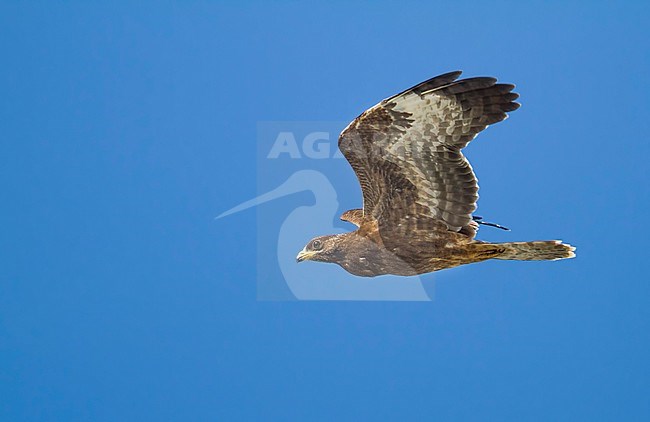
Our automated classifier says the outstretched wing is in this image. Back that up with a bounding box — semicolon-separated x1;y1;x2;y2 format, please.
338;71;519;236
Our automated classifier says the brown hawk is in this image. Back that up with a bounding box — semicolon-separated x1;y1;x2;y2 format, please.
296;71;575;277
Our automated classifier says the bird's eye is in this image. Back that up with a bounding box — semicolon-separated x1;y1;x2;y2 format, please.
311;239;323;250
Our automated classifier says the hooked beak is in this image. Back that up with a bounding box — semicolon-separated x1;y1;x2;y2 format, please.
296;248;316;263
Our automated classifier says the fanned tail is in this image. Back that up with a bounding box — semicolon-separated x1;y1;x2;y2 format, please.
492;240;576;261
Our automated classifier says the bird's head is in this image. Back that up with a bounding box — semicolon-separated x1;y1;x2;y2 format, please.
296;235;341;263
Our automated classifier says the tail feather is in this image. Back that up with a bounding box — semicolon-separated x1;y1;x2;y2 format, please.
493;240;576;261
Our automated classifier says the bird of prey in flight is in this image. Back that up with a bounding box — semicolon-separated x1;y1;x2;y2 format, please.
296;71;575;277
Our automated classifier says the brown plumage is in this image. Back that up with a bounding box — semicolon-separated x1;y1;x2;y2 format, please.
296;71;575;277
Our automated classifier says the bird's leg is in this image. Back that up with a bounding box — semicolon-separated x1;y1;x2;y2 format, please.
472;215;510;231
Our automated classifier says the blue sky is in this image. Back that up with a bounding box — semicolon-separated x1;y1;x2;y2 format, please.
1;1;649;420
